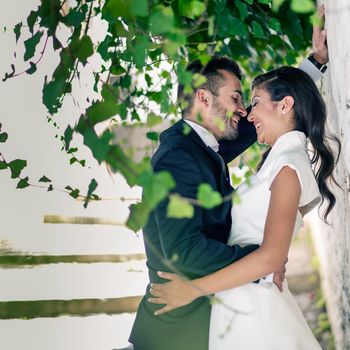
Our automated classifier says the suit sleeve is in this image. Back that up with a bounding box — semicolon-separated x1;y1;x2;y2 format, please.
298;58;324;82
218;116;257;164
153;147;258;278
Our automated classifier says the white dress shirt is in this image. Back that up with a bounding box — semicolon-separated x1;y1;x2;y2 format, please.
184;119;219;152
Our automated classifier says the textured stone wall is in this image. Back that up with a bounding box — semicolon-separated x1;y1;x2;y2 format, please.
309;1;350;349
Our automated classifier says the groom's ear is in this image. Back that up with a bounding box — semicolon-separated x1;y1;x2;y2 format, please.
197;88;212;108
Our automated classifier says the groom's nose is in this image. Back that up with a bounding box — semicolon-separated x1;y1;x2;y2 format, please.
236;104;248;118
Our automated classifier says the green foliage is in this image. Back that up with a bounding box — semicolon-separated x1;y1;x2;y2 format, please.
178;0;206;19
0;133;8;143
127;170;176;231
197;184;222;209
17;177;30;189
24;30;43;61
39;175;51;183
291;0;315;13
8;160;27;179
167;194;194;219
4;0;316;230
84;178;99;208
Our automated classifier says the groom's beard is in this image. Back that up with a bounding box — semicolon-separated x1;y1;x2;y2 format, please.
212;98;239;141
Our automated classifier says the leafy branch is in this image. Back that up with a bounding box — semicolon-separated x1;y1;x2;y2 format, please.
3;0;317;231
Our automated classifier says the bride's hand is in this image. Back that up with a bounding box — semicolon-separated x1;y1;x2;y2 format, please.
273;257;288;292
148;271;202;315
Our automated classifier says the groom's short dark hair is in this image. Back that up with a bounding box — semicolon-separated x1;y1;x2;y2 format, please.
177;56;242;118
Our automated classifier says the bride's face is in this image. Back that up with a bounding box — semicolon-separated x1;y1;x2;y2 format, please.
248;87;294;145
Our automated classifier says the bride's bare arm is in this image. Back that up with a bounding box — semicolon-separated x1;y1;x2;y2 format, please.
149;166;301;315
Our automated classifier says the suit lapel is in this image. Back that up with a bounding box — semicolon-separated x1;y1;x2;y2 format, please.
161;119;231;190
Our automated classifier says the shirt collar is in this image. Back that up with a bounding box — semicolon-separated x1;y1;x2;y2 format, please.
184;119;219;152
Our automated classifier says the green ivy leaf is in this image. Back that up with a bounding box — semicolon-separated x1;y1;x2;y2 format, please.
70;35;94;65
235;0;248;21
0;132;8;142
127;201;150;232
64;9;86;27
251;21;265;38
69;188;80;199
64;125;73;150
106;144;148;186
272;0;285;12
291;0;315;13
27;11;38;34
67;147;78;154
159;85;169;113
258;0;271;4
0;161;7;170
197;183;222;209
150;5;175;35
215;0;228;13
24;31;43;61
39;175;51;183
14;22;22;43
86;101;119;125
84;128;113;164
138;170;176;208
17;176;30;189
167;194;194;218
182;123;192;135
104;0;132;19
197;43;207;51
228;17;248;38
8;159;27;178
146;131;159;141
146;113;163;127
231;173;243;187
286;53;296;65
178;0;206;19
26;62;37;75
2;64;16;82
42;78;66;114
133;36;148;68
269;18;281;32
243;0;253;4
193;74;207;88
130;0;149;17
84;178;98;208
126;169;176;232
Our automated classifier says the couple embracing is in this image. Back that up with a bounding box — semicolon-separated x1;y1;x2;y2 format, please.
129;9;339;350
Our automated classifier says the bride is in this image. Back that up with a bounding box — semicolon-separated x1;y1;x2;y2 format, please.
148;66;340;349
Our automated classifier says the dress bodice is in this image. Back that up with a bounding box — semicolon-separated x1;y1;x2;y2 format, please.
229;131;321;246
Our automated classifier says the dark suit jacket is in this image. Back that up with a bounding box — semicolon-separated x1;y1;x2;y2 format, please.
129;118;258;350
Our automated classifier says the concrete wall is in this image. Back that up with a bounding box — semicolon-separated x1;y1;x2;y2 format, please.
310;1;350;349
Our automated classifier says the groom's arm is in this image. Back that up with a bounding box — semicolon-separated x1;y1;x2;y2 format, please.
152;148;258;279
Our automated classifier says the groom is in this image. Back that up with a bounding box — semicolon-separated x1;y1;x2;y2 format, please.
129;57;262;350
129;27;329;350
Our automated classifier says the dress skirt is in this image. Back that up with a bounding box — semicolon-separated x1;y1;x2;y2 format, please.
209;280;322;350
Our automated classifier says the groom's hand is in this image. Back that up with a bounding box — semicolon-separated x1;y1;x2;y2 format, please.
313;4;328;64
273;257;288;292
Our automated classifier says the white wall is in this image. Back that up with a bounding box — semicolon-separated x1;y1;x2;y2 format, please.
310;1;350;349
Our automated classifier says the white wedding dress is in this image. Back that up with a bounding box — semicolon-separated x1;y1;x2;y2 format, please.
209;131;323;350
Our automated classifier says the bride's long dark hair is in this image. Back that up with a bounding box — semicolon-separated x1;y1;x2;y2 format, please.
252;66;340;222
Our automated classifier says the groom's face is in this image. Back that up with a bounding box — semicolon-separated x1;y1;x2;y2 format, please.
209;70;247;140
